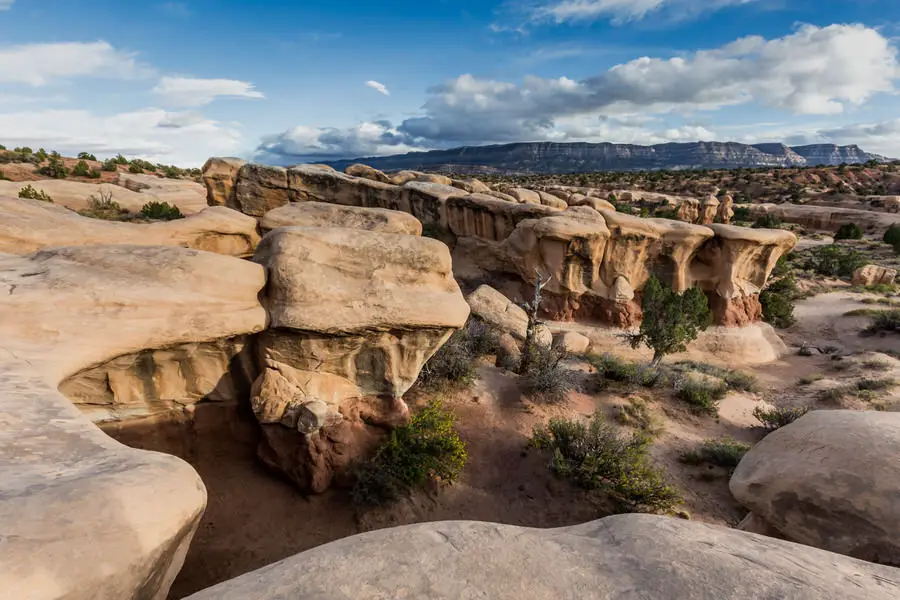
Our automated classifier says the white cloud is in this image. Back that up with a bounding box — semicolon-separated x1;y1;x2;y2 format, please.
153;76;265;107
365;80;390;96
0;108;243;167
258;24;900;161
0;41;152;86
257;121;423;163
0;0;14;10
531;0;759;25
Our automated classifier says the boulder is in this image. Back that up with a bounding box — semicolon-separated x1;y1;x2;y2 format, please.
495;332;522;371
482;189;518;203
553;331;591;354
717;194;734;224
467;285;528;341
0;245;267;600
345;163;392;183
202;157;247;207
184;514;900;600
852;264;898;287
260;201;422;236
677;198;700;223
508;188;542;205
250;226;469;491
0;196;261;257
537;190;568;209
700;195;720;225
231;163;291;217
731;410;900;565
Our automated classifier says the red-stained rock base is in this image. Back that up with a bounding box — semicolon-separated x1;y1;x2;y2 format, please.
256;396;408;494
540;292;642;328
708;294;763;327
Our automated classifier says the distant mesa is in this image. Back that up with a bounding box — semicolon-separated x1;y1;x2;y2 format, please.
320;141;891;175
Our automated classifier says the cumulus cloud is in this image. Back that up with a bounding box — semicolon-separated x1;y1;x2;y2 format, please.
0;41;152;86
153;76;265;106
259;24;899;161
365;80;390;96
0;108;243;166
256;121;425;164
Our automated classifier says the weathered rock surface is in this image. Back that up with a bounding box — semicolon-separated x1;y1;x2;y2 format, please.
554;331;591;354
852;264;898;287
205;158;797;329
0;196;261;257
0;245;268;600
250;226;469;491
749;203;900;234
0;177;207;215
185;514;900;600
201;157;246;207
345;163;392;183
260;201;422;236
731;410;900;565
467;285;528;340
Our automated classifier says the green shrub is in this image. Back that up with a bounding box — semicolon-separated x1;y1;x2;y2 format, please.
77;152;97;161
18;184;52;202
652;207;680;220
753;405;810;430
465;318;499;357
418;326;481;390
37;152;68;179
14;146;32;154
591;354;667;388
78;191;131;221
883;224;900;246
856;377;896;391
128;162;144;174
801;245;866;278
680;438;749;469
760;256;797;328
818;386;850;402
834;222;863;240
752;213;782;229
531;412;680;513
352;402;467;506
0;144;5;150
625;276;712;367
101;159;119;172
139;200;183;220
160;165;182;178
798;373;823;385
113;153;130;165
71;160;92;177
864;309;900;334
674;375;727;415
732;206;752;222
615;398;663;437
672;361;757;392
34;148;47;161
130;158;156;173
520;344;575;403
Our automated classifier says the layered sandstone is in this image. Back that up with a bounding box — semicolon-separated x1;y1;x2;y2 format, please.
203;159;797;327
260;201;422;235
0;245;267;600
0;196;261;257
250;226;469;491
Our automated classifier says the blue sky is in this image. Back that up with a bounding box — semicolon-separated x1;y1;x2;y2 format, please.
0;0;898;166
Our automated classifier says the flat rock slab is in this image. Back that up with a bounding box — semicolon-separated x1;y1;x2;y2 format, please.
186;514;900;599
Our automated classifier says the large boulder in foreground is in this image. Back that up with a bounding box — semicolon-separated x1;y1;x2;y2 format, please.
0;245;268;600
731;410;900;565
0;196;261;257
260;201;422;236
185;514;900;600
250;226;469;491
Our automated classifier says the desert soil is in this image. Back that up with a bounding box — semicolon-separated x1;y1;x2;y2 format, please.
96;288;895;599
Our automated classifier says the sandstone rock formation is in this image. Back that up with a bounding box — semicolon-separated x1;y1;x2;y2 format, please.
749;203;900;234
203;159;797;329
467;284;529;340
731;410;900;565
852;264;898;287
0;177;207;215
260;201;422;236
185;514;900;600
201;157;247;207
250;226;469;491
717;194;734;224
1;196;261;257
0;245;268;600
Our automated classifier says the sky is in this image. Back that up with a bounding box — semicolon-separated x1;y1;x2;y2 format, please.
0;0;899;167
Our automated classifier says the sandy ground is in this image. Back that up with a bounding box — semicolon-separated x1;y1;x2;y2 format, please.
96;278;900;598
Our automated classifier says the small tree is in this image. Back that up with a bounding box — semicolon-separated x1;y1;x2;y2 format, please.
517;270;551;374
752;213;781;229
884;224;900;247
77;152;97;161
760;256;797;328
627;276;712;367
834;222;863;241
38;152;68;178
140;200;183;220
71;160;92;177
